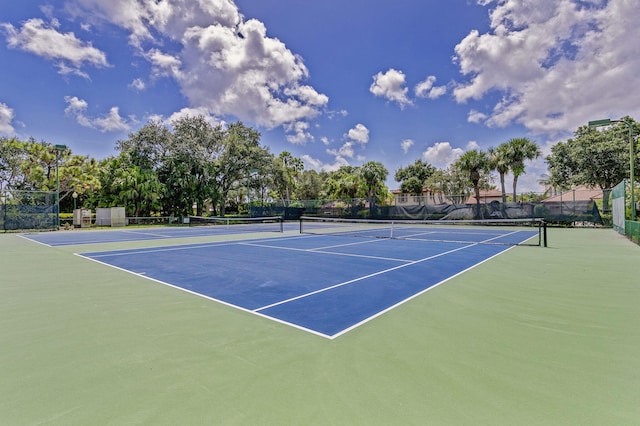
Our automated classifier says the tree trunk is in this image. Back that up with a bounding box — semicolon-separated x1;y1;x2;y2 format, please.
500;173;506;204
512;176;519;202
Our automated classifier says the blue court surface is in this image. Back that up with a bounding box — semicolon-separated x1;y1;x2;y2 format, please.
78;229;538;339
21;222;296;246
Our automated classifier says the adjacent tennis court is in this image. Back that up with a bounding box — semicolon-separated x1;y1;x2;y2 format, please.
79;225;538;338
21;216;289;246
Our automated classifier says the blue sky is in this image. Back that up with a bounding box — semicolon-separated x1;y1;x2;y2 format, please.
1;0;639;192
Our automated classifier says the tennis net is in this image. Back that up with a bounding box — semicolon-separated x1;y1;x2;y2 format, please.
299;216;547;247
189;215;284;233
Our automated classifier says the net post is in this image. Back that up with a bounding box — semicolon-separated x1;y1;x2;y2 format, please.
279;216;284;233
542;219;547;247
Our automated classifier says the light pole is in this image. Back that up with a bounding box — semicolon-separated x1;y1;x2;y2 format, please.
54;144;67;229
588;119;636;221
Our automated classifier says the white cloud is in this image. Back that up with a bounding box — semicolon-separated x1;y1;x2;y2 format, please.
467;109;488;124
284;121;313;144
322;123;371;166
93;107;133;132
64;96;133;132
301;153;349;173
466;140;480;151
129;78;146;91
370;68;412;109
2;18;108;77
422;142;464;168
65;0;328;143
327;142;355;160
344;123;369;144
453;0;640;134
165;107;223;127
0;102;15;135
414;76;447;99
401;139;414;154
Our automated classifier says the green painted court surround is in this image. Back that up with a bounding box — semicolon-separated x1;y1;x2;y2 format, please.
1;228;639;424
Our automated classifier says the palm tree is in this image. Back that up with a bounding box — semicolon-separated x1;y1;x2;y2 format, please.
455;149;490;219
359;161;388;201
116;166;162;217
488;145;510;204
504;138;541;201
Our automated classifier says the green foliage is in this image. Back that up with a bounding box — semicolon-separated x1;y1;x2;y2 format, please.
359;161;388;201
271;151;303;203
488;145;510;203
296;170;325;200
546;117;639;211
0;137;100;212
399;176;424;196
547;118;638;191
320;163;390;204
454;150;491;218
502;137;541;201
394;159;436;195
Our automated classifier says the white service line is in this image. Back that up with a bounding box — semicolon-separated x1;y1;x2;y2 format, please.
239;241;414;263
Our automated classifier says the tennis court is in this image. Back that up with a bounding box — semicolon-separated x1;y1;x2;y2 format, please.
79;223;538;338
2;225;639;424
21;216;291;246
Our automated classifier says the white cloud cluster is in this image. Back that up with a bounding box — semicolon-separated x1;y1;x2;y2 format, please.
327;123;369;161
0;102;15;135
414;76;447;100
422;142;464;169
345;123;370;145
64;96;132;132
1;18;108;78
454;0;640;133
422;141;479;169
370;69;447;107
370;69;412;109
304;123;370;172
65;0;328;143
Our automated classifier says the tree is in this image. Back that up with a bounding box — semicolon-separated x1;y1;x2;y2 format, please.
394;159;436;195
322;166;362;200
116;120;171;170
58;154;101;210
0;137;27;190
168;115;223;216
115;165;162;217
359;161;388;201
545;142;577;192
488;144;510;203
272;151;304;204
297;170;325;200
0;139;100;210
454;150;491;219
400;176;425;198
504;137;541;201
91;156;161;217
215;122;271;216
546;118;640;210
